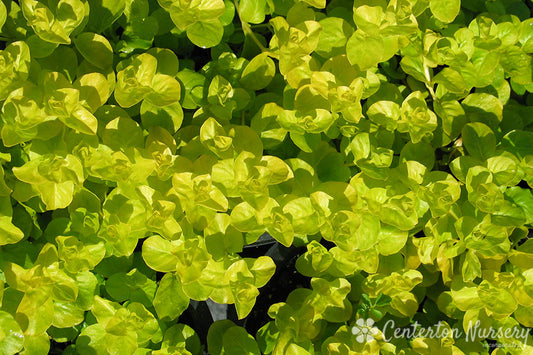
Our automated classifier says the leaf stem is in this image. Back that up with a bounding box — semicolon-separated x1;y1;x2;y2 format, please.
233;0;270;54
423;62;437;101
234;23;271;31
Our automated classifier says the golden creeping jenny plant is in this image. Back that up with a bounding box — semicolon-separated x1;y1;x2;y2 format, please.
0;0;533;354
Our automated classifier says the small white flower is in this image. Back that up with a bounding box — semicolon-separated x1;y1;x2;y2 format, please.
351;318;379;343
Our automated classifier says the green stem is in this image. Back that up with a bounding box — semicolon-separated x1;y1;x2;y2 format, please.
423;62;437;101
243;21;269;52
233;0;271;54
234;23;271;31
250;23;271;29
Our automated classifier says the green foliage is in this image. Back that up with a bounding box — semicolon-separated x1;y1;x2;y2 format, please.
0;0;533;354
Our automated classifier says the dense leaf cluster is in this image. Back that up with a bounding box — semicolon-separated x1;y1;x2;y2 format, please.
0;0;532;354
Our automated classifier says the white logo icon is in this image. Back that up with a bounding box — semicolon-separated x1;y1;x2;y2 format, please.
351;318;379;343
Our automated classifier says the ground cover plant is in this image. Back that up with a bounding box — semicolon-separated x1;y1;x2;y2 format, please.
0;0;533;353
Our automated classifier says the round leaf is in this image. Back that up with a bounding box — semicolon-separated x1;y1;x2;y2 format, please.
74;33;114;70
222;325;261;355
461;122;496;161
240;53;276;91
430;0;461;23
0;311;24;355
346;31;384;70
186;20;224;48
142;235;179;272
